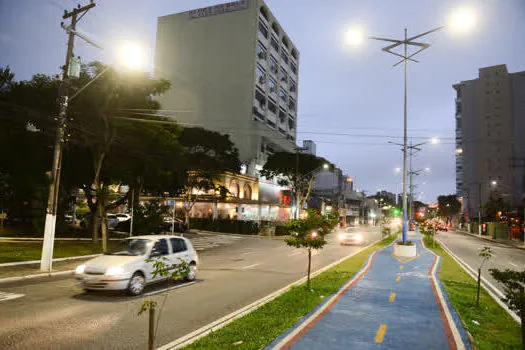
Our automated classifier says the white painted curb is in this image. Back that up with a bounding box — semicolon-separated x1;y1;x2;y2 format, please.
157;237;383;350
0;254;101;268
436;237;520;323
0;270;74;284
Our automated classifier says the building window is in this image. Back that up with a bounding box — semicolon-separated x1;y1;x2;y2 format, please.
288;98;296;112
281;50;289;64
288;118;295;130
289;79;297;93
267;119;276;128
280;68;287;84
243;184;252;200
268;98;277;114
270;36;279;52
259;21;268;38
255;88;266;109
290;61;297;75
230;181;240;198
279;89;287;103
270;56;278;75
260;6;269;21
256;65;266;85
268;77;277;93
257;42;267;60
271;22;280;35
279;108;286;123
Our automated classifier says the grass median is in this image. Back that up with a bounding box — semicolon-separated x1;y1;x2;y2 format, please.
183;234;397;350
424;235;521;349
0;241;104;263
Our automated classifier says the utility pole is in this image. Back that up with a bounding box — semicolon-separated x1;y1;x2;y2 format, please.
40;2;96;272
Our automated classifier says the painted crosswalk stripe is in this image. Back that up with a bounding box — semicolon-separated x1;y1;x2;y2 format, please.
0;291;24;302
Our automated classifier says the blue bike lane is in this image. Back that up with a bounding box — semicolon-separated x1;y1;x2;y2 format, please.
268;233;471;350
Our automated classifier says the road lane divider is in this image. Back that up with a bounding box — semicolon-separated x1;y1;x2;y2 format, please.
374;324;387;343
388;292;396;302
157;235;383;350
242;263;260;270
0;291;24;302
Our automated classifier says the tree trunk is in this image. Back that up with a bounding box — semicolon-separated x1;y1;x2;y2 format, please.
91;210;99;244
185;209;190;231
307;247;312;289
476;267;482;306
99;200;108;252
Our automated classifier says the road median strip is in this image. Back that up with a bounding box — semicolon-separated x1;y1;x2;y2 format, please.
157;234;395;350
424;234;521;349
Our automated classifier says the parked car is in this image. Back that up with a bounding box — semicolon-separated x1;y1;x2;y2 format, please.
80;214;119;230
339;228;364;245
75;235;198;295
115;213;131;222
163;217;188;233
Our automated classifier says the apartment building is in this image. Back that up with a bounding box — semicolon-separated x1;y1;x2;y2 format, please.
454;64;525;218
154;0;299;177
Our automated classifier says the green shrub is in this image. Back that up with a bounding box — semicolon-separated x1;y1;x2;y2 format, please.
274;224;291;236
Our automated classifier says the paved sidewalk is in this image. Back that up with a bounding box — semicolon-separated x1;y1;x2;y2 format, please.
268;233;470;350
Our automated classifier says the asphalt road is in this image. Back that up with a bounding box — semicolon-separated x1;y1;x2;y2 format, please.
0;226;380;350
437;230;525;292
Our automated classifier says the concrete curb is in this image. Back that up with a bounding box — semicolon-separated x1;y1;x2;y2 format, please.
190;230;289;240
454;230;525;250
421;237;469;350
0;270;74;284
435;237;521;323
0;254;101;268
157;236;384;350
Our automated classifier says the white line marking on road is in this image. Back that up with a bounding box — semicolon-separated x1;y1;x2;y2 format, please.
509;262;518;267
242;263;260;270
0;291;25;302
288;251;302;257
142;281;197;297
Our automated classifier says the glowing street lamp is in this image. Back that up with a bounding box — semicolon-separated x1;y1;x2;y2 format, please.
430;137;440;145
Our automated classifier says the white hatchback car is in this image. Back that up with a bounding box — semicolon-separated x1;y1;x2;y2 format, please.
75;235;199;295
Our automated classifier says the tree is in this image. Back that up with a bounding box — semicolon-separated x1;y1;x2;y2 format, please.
261;152;329;218
138;256;190;350
175;127;240;229
484;197;507;221
284;209;339;289
437;195;461;226
489;268;525;349
62;62;173;249
476;247;493;306
0;66;14;93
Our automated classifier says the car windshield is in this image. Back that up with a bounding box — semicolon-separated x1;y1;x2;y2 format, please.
105;239;153;256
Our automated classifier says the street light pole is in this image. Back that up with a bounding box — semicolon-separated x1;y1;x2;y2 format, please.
478;182;482;235
40;2;96;272
369;26;444;243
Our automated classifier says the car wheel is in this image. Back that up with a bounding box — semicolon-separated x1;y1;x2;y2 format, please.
128;272;146;296
185;263;197;281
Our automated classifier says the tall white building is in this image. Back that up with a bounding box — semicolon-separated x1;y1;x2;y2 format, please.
155;0;300;177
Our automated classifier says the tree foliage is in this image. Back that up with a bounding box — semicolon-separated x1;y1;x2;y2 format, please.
437;195;461;225
489;268;525;348
261;152;330;215
284;209;339;288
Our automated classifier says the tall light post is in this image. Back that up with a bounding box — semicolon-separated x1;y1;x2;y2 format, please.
345;7;475;242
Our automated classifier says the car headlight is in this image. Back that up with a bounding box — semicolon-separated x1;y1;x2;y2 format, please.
339;233;345;240
75;264;85;274
356;234;363;241
105;266;125;276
